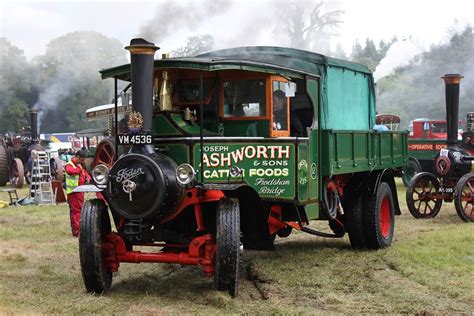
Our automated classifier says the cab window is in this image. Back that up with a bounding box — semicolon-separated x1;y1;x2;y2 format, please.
271;81;290;136
223;80;266;118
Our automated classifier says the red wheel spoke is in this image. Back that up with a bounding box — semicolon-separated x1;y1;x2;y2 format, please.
468;181;474;192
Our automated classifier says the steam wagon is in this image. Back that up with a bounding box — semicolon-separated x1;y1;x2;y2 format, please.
76;38;408;296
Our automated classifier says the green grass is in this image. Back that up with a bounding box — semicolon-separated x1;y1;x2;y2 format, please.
0;182;473;314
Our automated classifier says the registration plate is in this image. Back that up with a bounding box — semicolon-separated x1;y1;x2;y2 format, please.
118;134;153;145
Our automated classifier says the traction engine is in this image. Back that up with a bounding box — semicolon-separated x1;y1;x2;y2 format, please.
406;74;474;222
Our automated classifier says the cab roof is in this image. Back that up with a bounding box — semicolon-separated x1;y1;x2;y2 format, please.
99;46;371;81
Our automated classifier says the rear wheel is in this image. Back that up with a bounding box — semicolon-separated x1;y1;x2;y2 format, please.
79;199;112;293
406;172;442;218
9;158;24;188
0;143;8;186
346;193;368;249
364;182;395;249
454;173;474;222
214;198;240;297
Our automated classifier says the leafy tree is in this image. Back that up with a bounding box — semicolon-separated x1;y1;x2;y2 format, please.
276;0;344;54
332;43;347;59
376;26;474;128
0;37;36;133
351;37;397;71
171;34;214;57
33;31;127;133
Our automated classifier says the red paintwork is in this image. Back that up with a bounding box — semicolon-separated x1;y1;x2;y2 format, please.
268;205;303;235
410;120;448;139
379;196;391;238
102;232;216;276
160;188;225;225
410;119;464;140
268;205;286;235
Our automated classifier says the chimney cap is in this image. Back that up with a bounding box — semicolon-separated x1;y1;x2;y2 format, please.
125;38;159;54
442;74;463;84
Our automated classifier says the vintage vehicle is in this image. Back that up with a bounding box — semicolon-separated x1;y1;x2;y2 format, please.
0;110;45;188
76;39;408;296
406;74;474;222
402;117;469;186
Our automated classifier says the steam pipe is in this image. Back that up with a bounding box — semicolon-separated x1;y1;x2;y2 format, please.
442;74;463;148
29;110;38;143
125;38;159;154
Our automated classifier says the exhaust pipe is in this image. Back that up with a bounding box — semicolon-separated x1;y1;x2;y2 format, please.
125;38;159;154
442;74;463;148
29;110;38;143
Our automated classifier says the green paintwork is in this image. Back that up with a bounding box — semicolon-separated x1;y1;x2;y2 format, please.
156;144;189;166
153;114;219;136
306;78;319;204
222;121;270;137
192;142;295;200
297;142;309;202
320;130;408;177
408;139;447;161
101;46;408;222
153;115;180;135
304;203;318;219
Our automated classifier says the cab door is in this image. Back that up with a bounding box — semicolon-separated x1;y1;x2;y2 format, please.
306;76;320;206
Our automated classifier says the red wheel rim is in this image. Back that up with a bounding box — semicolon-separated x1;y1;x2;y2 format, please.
380;196;391;238
93;139;116;168
411;177;439;217
460;178;474;221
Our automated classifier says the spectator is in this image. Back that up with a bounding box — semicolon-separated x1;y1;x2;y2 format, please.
65;150;91;237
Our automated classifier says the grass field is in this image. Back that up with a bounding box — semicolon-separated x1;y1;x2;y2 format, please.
0;182;473;314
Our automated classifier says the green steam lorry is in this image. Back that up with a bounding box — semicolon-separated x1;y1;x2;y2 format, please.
77;38;408;296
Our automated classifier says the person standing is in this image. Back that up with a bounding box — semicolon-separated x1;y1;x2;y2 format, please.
65;150;90;237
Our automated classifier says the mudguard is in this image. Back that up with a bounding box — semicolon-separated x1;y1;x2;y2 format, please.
72;184;105;193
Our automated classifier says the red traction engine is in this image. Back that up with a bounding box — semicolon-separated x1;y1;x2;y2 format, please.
406;74;474;222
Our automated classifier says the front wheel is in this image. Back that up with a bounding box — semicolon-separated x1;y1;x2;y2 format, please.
454;173;474;222
406;172;442;218
364;182;395;249
79;199;112;293
214;198;240;297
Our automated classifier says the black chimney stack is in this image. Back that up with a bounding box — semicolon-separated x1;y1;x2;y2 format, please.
442;74;463;148
30;109;38;143
125;38;159;133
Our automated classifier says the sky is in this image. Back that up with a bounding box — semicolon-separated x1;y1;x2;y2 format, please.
1;0;473;63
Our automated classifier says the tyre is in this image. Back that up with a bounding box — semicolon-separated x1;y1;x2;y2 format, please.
406;172;442;218
402;158;422;187
79;199;112;293
454;173;474;222
9;158;24;188
346;193;368;249
214;197;240;297
276;225;293;238
0;143;8;186
364;182;395;249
